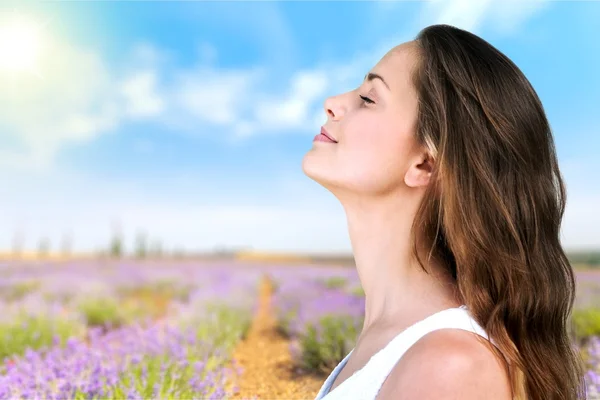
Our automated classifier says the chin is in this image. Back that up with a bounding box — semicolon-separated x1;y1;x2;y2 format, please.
302;151;323;181
302;150;389;198
302;151;338;188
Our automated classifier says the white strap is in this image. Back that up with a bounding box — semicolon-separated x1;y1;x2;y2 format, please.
364;307;494;398
316;307;496;400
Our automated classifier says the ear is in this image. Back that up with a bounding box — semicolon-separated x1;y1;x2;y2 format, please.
404;151;433;188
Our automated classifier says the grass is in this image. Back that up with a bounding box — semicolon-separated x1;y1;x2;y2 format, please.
1;300;253;399
571;307;600;344
349;286;365;297
78;297;130;329
319;277;348;290
0;314;85;362
193;301;253;353
0;281;41;302
117;280;195;303
290;286;600;377
64;353;229;400
297;314;361;375
78;293;174;329
276;307;298;339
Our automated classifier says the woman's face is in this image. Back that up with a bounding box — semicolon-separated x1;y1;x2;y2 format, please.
302;42;427;197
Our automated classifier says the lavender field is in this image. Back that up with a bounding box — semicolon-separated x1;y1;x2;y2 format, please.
268;265;600;398
0;260;265;399
0;260;598;399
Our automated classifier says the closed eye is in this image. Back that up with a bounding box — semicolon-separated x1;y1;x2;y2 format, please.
360;95;375;105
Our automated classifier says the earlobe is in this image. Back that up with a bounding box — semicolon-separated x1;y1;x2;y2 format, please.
404;154;433;188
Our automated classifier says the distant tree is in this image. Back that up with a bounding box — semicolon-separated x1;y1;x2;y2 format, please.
60;233;72;257
150;239;163;258
37;237;50;257
109;219;125;259
173;248;185;259
109;234;123;258
134;230;148;259
589;253;600;266
567;250;600;268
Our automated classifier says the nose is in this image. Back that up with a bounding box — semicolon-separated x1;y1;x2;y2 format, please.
323;95;345;121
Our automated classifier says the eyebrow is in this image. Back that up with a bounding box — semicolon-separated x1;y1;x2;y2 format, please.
364;72;390;91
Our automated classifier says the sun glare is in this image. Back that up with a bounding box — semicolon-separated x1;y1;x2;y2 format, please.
0;11;48;78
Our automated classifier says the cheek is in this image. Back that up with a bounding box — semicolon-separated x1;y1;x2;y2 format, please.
340;120;415;193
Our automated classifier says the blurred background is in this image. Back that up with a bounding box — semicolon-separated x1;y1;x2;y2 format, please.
0;1;598;399
1;0;598;260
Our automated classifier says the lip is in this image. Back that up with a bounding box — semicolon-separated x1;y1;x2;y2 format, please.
320;127;337;143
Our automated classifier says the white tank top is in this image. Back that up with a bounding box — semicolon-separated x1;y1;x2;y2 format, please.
314;305;498;400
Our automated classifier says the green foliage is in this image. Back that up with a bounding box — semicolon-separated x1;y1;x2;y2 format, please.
66;347;231;399
270;277;280;293
78;293;174;328
135;231;148;259
1;297;250;399
349;285;365;298
298;314;360;374
276;307;298;338
117;280;195;303
42;291;74;304
568;251;600;267
109;235;123;258
0;315;84;361
78;298;128;328
0;281;40;302
192;302;253;353
571;307;600;342
321;277;347;290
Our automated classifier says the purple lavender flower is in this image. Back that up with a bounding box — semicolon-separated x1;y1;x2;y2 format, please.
0;260;262;399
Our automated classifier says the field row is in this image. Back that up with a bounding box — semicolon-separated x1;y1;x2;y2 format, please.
0;261;598;399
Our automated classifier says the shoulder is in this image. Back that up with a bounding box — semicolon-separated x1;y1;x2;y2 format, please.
376;329;511;400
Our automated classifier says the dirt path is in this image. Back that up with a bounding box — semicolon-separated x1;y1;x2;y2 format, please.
228;275;325;399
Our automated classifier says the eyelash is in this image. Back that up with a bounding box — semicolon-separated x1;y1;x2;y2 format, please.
359;95;375;105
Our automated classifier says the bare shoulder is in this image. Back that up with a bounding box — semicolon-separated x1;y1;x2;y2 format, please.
376;329;511;400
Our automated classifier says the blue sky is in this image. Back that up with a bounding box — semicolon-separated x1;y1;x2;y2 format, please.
0;0;598;254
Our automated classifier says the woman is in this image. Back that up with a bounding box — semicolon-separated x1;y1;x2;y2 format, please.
303;24;587;400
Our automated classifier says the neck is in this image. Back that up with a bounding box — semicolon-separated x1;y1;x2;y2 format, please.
341;192;461;332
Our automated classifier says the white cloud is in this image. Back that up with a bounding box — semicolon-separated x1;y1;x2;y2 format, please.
128;41;170;67
60;102;120;141
120;70;165;119
171;67;262;127
0;34;324;164
419;0;493;32
4;1;592;255
0;0;552;171
416;0;549;34
251;71;329;134
0;3;299;168
0;27;120;170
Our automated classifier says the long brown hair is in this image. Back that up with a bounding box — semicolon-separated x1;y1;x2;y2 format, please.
410;24;587;400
